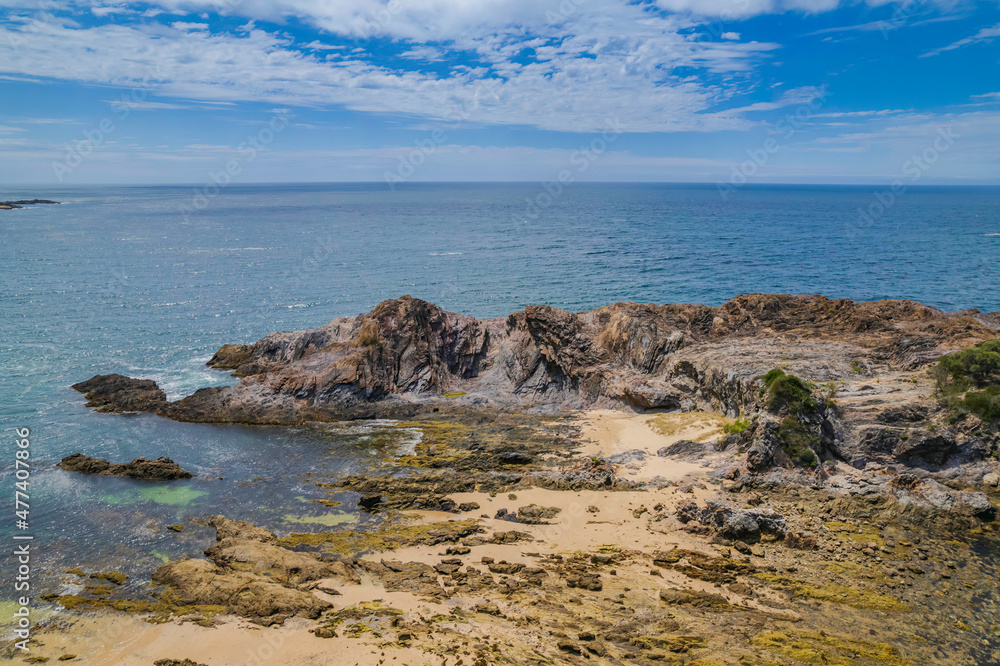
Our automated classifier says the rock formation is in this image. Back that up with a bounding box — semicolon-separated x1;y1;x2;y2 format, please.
58;453;193;481
74;294;1000;473
0;199;60;210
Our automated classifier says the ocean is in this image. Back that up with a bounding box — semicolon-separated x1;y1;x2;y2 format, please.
2;182;999;619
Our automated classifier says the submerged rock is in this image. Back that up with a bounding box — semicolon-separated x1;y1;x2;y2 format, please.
58;453;193;481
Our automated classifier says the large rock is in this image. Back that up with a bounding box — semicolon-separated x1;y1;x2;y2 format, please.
71;374;166;412
891;476;996;520
58;453;193;481
676;498;786;543
75;295;1000;475
152;558;330;624
152;514;359;624
203;516;358;585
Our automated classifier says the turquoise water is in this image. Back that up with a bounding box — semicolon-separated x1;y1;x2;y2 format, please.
1;182;999;598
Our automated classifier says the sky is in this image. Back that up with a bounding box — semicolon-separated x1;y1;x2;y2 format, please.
0;0;999;185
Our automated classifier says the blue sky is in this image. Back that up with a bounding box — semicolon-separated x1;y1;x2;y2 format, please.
1;0;999;185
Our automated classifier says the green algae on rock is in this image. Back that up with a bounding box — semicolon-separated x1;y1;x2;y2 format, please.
278;519;483;555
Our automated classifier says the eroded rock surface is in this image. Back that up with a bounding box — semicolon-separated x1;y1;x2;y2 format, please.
151;515;358;625
76;294;997;421
58;453;193;481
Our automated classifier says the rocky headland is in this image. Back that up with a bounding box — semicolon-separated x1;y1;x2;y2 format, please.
74;293;1000;481
0;198;59;209
18;294;1000;664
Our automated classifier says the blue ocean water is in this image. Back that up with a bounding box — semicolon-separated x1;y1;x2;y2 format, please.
1;182;999;608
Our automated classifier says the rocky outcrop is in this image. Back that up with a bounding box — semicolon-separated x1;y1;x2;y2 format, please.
0;199;59;210
75;294;999;469
58;453;193;480
71;374;167;412
151;515;357;625
675;498;787;543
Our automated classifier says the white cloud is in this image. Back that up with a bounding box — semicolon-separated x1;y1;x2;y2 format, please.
921;21;1000;57
171;21;208;30
303;40;346;50
0;8;782;133
399;45;446;62
103;99;194;110
724;86;825;114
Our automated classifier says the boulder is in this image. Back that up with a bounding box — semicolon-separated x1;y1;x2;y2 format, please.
71;374;166;413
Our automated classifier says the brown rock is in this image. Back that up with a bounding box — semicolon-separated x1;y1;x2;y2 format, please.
58;453;192;481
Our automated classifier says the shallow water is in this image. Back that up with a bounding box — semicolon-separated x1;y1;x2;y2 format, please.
1;182;999;633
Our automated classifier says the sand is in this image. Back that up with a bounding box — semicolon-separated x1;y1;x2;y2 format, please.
14;411;733;666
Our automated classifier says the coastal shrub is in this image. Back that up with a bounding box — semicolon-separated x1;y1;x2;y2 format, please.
936;340;1000;389
960;387;1000;422
762;369;817;416
776;417;819;469
723;418;751;435
934;340;1000;423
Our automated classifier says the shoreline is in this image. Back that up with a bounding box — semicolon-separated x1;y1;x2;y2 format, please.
9;409;1000;664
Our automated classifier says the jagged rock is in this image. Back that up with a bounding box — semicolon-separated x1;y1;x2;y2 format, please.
657;440;705;458
982;472;1000;487
876;405;929;424
891;477;995;520
676;498;786;543
895;433;957;468
206;344;254;370
75;295;997;433
58;453;193;481
71;374;166;413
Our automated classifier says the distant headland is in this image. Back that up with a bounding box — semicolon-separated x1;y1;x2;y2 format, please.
0;199;60;209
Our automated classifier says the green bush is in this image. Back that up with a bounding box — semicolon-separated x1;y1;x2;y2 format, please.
762;369;817;416
723;418;751;435
776;416;819;469
960;387;1000;422
937;340;1000;389
934;340;1000;424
